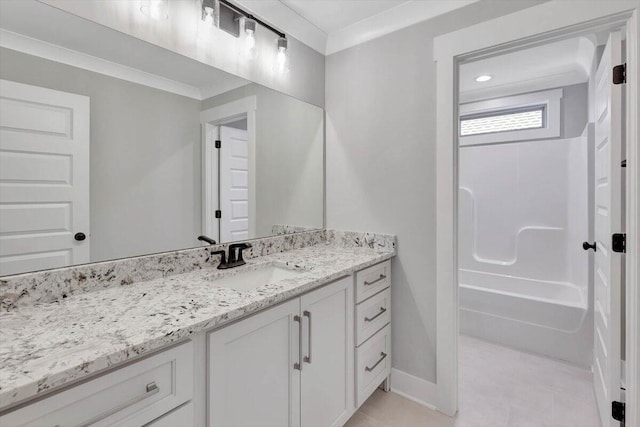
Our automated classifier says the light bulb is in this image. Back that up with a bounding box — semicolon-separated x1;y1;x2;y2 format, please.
276;37;289;74
203;6;215;26
245;30;256;59
277;47;287;71
243;19;257;60
475;75;492;82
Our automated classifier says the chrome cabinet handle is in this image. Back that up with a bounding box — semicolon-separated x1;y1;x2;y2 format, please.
365;352;388;372
294;315;302;370
303;310;312;364
76;382;159;427
364;274;386;286
364;307;387;322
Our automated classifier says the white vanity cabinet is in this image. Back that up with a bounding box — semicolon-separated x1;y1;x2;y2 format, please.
354;260;392;407
208;276;354;427
0;341;194;427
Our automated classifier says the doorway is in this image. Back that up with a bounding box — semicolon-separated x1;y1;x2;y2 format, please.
455;28;624;425
434;3;638;426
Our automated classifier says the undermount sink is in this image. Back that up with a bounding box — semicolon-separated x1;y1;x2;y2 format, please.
209;264;302;292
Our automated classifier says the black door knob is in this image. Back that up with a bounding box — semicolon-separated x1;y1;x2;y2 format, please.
74;232;86;241
582;241;596;251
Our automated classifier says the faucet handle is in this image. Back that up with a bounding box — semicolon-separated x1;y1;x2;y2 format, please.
210;249;226;266
237;243;252;263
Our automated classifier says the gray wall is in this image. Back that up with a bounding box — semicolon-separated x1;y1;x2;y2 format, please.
0;47;202;263
203;84;324;238
561;83;589;138
325;0;545;383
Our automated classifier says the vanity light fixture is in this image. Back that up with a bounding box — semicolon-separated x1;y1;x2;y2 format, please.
140;0;169;20
475;74;492;82
203;0;288;71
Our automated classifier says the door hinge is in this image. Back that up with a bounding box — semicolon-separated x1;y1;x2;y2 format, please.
612;401;625;422
215;210;221;219
612;233;626;253
215;140;221;149
613;63;626;84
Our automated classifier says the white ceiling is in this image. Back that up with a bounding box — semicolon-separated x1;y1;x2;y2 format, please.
459;36;597;103
280;0;410;34
236;0;478;55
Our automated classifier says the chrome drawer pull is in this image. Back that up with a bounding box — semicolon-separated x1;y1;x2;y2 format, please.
294;315;302;370
365;352;388;372
364;307;387;322
76;382;159;427
303;310;312;364
364;274;386;286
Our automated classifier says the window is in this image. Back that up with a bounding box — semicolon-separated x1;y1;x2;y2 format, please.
460;105;545;136
459;89;562;146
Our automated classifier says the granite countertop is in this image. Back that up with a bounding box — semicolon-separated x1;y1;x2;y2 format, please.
0;243;394;410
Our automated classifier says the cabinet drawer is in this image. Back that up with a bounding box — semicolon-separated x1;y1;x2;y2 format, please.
144;402;194;426
355;260;390;303
356;287;390;346
356;324;391;407
1;341;193;427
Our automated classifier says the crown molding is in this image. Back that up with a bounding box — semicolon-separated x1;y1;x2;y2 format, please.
460;69;588;103
325;0;478;55
0;29;204;100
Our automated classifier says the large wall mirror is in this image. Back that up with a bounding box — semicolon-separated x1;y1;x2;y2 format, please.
0;1;324;276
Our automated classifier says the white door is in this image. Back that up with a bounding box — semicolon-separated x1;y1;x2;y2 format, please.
593;31;623;427
300;277;354;427
219;125;249;242
208;298;301;427
0;80;90;276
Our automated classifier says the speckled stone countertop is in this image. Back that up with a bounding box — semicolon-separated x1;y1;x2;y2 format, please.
0;242;394;410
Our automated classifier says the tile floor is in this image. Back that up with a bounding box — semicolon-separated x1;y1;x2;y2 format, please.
344;335;601;427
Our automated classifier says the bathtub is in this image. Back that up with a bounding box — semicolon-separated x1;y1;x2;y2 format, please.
459;269;593;366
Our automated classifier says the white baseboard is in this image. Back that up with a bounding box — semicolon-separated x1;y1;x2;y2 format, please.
389;368;438;410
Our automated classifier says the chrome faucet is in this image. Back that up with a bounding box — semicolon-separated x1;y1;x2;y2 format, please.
211;242;252;269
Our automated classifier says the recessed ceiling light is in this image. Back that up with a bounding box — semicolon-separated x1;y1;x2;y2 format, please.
475;75;492;82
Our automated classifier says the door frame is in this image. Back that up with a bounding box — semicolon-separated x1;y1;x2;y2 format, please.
200;96;257;243
433;1;639;424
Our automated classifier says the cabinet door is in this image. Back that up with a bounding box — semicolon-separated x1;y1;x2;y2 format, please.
208;299;301;427
300;276;354;427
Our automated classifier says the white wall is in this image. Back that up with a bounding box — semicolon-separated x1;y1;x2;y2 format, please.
203;84;324;238
459;137;589;286
325;0;546;384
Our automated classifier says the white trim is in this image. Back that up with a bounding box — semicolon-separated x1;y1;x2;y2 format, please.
200;96;257;242
459;89;562;146
0;29;202;100
434;1;640;422
389;368;438;410
461;70;586;104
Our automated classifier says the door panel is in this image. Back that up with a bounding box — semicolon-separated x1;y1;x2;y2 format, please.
208;299;301;427
300;277;354;427
219;125;249;242
0;79;89;275
592;31;623;427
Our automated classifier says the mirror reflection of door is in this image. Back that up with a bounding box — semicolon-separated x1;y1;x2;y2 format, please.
0;80;90;276
218;121;250;242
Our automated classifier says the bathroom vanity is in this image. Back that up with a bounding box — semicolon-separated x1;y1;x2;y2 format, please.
0;231;394;426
